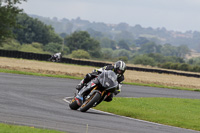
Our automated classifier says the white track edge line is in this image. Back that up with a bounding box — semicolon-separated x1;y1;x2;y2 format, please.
63;97;199;132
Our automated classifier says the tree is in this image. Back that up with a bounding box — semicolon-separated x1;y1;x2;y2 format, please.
114;30;134;44
19;43;45;53
0;38;20;50
43;42;62;53
147;53;184;64
131;55;156;66
134;37;150;46
60;33;68;38
86;28;103;39
71;49;91;59
146;53;166;63
0;0;26;45
187;57;200;66
118;40;130;50
139;42;161;54
65;31;101;58
113;49;132;59
176;45;190;58
101;48;113;59
160;43;177;56
100;37;116;50
13;13;62;45
160;44;190;58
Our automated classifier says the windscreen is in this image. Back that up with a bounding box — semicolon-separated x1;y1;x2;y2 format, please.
97;70;118;90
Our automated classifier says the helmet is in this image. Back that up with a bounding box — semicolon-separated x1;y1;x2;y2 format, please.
114;60;126;75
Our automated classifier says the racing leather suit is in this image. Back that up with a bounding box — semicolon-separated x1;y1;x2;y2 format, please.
76;65;124;102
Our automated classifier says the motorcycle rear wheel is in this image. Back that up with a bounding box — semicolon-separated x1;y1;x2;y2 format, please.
80;92;101;112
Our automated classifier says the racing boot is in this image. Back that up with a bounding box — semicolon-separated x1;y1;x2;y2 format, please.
76;73;93;91
76;79;85;91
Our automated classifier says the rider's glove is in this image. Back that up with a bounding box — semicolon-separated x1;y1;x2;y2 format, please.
114;90;120;95
114;84;122;95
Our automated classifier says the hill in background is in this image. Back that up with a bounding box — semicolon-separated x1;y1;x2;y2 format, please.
30;15;200;52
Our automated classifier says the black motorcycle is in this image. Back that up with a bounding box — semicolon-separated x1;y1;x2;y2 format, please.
69;70;118;112
48;55;61;62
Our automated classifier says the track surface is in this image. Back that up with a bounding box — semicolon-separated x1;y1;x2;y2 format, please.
0;72;200;133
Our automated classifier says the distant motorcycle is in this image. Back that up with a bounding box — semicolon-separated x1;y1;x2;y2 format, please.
48;53;62;62
69;70;118;112
48;56;60;62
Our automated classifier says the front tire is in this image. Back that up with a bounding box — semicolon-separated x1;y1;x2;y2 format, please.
80;92;101;112
69;98;80;110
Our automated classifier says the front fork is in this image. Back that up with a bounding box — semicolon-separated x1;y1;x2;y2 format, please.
102;92;111;101
75;85;98;105
75;85;110;106
90;88;111;107
89;86;111;100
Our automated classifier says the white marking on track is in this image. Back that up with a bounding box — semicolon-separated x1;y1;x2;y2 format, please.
63;96;163;125
63;97;72;103
63;97;198;132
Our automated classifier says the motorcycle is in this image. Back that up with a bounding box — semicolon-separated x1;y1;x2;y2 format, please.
69;70;119;112
48;55;61;62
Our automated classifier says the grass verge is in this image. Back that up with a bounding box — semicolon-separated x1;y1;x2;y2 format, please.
0;68;81;80
1;68;199;131
125;82;200;91
94;97;200;131
0;123;64;133
0;68;197;91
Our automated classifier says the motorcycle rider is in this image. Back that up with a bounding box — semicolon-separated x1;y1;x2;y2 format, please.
76;60;126;102
49;52;62;62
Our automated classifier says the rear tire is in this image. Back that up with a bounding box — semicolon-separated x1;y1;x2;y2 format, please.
80;92;101;112
69;98;80;110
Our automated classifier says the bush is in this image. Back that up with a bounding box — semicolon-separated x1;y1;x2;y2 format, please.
170;63;180;70
131;55;156;66
101;48;113;59
116;56;128;63
191;65;200;72
159;62;197;72
19;44;46;54
71;49;91;59
43;42;62;53
179;63;191;71
159;62;173;69
113;49;132;59
32;42;43;49
0;39;20;50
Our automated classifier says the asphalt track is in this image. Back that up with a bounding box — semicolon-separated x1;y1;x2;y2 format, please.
0;72;200;133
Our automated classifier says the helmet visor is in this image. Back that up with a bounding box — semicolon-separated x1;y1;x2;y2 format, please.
117;69;123;74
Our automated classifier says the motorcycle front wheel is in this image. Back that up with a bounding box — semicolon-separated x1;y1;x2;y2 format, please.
80;92;101;112
69;98;80;110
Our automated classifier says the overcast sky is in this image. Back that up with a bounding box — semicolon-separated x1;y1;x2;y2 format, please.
17;0;200;32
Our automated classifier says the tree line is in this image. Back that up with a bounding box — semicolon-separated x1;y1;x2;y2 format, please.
1;0;200;73
32;15;200;52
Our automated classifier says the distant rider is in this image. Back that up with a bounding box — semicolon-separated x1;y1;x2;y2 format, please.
76;60;126;102
50;52;62;62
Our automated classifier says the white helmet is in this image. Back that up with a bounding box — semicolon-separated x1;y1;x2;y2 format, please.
114;60;126;75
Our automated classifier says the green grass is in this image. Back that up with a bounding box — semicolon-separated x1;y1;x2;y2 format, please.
124;82;200;91
0;68;81;80
0;68;197;91
95;97;200;131
1;68;200;131
0;123;64;133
